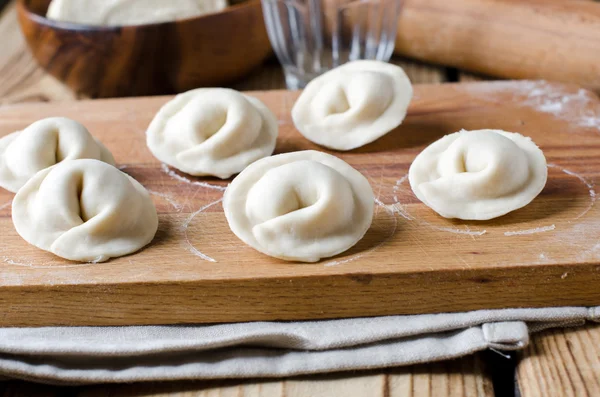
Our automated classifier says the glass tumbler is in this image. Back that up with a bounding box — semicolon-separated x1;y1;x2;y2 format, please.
261;0;402;89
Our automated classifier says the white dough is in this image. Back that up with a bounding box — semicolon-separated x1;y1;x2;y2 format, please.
147;88;278;179
409;129;548;220
12;159;158;262
0;117;115;193
292;60;413;151
223;150;374;262
46;0;227;26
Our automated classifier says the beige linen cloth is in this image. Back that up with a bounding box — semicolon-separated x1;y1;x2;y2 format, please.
0;306;598;385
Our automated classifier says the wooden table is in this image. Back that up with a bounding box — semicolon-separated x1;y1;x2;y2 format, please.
0;1;599;396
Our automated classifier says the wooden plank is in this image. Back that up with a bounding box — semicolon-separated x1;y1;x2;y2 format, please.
1;81;600;326
517;324;600;397
0;355;494;396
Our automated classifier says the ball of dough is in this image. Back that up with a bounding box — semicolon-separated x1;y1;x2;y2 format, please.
12;159;158;262
292;60;413;151
147;88;278;179
0;117;115;193
223;150;374;262
409;129;548;220
47;0;227;26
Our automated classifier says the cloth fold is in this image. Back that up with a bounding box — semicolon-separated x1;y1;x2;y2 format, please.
1;306;598;385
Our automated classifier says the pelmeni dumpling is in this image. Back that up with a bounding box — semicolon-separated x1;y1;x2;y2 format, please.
223;150;374;262
12;159;158;262
409;129;548;220
147;88;278;179
0;117;115;193
292;60;413;151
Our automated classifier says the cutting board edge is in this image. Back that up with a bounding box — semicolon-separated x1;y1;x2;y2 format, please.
3;262;599;327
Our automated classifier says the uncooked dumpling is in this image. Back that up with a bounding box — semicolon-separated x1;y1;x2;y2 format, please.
147;88;278;179
292;60;413;151
47;0;227;26
0;117;115;193
223;150;374;262
409;129;548;220
12;159;158;262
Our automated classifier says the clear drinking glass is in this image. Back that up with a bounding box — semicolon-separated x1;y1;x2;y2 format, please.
261;0;402;89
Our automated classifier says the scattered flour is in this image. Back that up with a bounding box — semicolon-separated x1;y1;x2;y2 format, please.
324;255;364;267
387;202;414;221
526;86;600;129
467;81;600;130
147;189;183;211
187;245;217;263
548;163;596;219
504;224;555;236
435;226;487;236
577;243;600;261
395;175;409;187
1;256;94;269
2;256;33;267
161;164;227;191
182;198;223;262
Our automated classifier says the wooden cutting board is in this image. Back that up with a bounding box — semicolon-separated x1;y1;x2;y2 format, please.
1;81;600;327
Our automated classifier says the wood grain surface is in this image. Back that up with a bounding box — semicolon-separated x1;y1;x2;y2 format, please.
0;1;75;104
0;356;494;396
17;0;272;97
1;81;600;326
396;0;600;91
1;1;599;395
517;324;600;397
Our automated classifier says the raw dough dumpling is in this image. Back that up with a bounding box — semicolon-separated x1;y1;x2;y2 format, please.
292;60;413;151
147;88;278;179
12;159;158;262
47;0;227;26
0;117;115;193
223;150;374;262
409;129;548;220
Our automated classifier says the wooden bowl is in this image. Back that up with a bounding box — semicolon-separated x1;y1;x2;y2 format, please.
17;0;272;97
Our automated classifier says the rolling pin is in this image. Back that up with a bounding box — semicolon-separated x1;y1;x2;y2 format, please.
395;0;600;90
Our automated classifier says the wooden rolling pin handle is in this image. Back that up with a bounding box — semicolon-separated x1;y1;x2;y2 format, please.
395;0;600;91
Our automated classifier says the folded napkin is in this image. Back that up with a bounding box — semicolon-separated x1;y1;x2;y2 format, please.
1;306;598;385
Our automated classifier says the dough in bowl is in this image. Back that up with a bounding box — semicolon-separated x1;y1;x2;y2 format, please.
12;159;158;262
292;60;413;151
0;117;115;193
409;129;548;220
147;88;278;179
223;150;374;262
47;0;227;26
